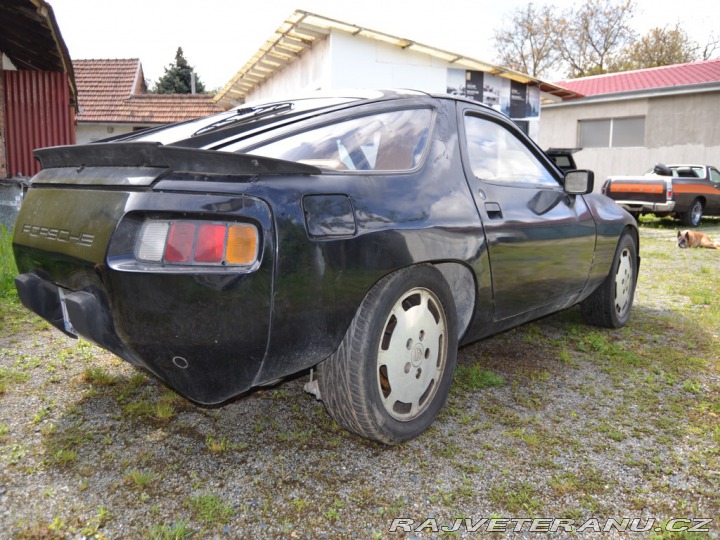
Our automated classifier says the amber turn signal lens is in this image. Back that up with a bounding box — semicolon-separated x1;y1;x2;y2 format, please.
226;224;258;265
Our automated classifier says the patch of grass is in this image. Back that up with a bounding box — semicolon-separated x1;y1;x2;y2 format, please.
596;422;627;442
0;225;18;298
205;435;235;453
82;366;117;386
146;521;194;540
122;398;155;418
0;366;32;394
454;364;505;391
488;481;542;513
52;448;78;465
153;402;176;421
44;424;91;466
33;402;55;424
187;494;233;525
79;506;112;537
576;330;648;368
125;468;157;489
506;427;541;446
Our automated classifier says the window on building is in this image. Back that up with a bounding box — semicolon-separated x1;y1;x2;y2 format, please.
578;117;645;148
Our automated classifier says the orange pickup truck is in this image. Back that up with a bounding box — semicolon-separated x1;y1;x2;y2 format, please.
602;164;720;226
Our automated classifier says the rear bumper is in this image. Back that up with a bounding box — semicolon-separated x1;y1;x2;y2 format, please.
13;187;277;405
15;271;272;405
616;200;676;214
15;273;140;363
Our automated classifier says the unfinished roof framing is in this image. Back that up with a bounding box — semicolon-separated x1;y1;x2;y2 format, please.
215;10;579;108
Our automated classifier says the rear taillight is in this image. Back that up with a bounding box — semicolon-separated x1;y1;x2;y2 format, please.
136;220;258;267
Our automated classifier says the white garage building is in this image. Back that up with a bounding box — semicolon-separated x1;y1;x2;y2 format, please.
214;10;577;142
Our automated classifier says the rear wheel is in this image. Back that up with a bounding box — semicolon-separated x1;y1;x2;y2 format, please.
681;198;703;227
580;232;637;328
318;266;458;445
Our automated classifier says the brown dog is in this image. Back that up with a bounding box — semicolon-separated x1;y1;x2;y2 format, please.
677;230;719;249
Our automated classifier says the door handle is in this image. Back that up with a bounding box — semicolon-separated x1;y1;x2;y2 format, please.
485;202;503;219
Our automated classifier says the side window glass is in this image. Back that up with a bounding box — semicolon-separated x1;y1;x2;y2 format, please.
710;168;720;183
464;114;557;186
245;109;432;172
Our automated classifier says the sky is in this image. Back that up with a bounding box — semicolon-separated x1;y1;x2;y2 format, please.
47;0;717;91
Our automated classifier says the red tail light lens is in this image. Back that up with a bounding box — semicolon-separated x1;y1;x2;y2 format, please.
165;222;196;263
136;220;259;267
195;224;226;263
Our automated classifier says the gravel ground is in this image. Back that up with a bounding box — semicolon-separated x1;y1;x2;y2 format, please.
0;221;719;539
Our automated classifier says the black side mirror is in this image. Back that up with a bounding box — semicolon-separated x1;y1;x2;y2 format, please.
564;170;594;195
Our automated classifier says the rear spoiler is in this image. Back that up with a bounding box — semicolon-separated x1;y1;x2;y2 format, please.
34;142;322;176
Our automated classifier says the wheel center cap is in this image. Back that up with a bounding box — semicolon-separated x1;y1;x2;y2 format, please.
411;344;424;366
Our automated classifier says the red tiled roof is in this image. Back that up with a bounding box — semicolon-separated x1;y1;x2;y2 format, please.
555;58;720;97
74;59;222;124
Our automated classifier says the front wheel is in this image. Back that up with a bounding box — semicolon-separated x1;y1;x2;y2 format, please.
318;266;458;445
681;199;703;227
580;232;638;328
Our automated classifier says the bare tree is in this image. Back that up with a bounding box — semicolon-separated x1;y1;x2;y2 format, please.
555;0;637;77
493;3;561;78
698;33;720;61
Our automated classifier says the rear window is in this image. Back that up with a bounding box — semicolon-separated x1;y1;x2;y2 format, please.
242;109;433;172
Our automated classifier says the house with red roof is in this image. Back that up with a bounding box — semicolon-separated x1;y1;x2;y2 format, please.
74;58;222;144
540;58;720;188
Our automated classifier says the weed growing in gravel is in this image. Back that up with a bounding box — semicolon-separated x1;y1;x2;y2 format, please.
0;366;31;394
488;481;542;513
205;435;235;453
153;402;176;421
53;448;78;466
122;398;155;418
125;468;157;489
43;424;91;467
454;363;505;391
79;505;112;537
187;494;233;525
146;520;194;540
0;225;18;298
32;399;57;424
596;421;627;442
82;366;117;386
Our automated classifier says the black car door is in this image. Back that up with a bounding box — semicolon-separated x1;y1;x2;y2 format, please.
460;108;596;321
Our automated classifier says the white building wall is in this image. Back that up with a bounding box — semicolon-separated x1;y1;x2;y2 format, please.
327;32;450;92
243;38;331;103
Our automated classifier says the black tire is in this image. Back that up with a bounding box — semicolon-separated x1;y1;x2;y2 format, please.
580;232;638;329
318;265;458;445
681;198;703;227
